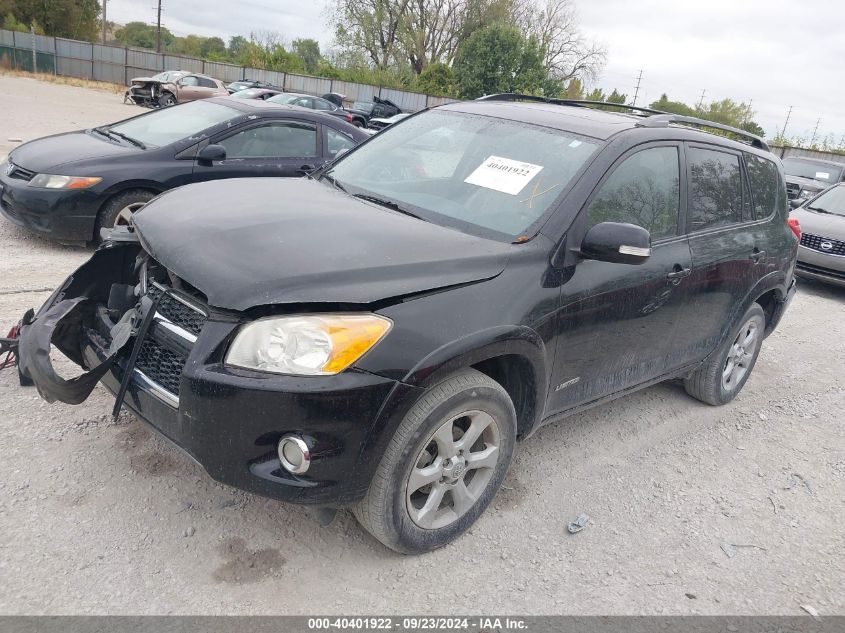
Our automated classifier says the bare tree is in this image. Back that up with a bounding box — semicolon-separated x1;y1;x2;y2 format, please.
331;0;411;69
517;0;605;82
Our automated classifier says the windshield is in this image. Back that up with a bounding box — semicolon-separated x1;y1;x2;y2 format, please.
108;100;239;148
231;89;259;99
324;109;600;239
783;158;844;184
268;93;304;105
805;184;845;216
150;71;181;82
353;101;374;113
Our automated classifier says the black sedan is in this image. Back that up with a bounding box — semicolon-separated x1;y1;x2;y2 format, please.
0;98;368;242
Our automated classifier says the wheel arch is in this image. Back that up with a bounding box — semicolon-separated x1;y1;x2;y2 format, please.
400;326;549;439
93;183;165;239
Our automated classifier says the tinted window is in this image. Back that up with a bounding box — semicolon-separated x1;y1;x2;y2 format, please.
313;98;335;111
219;122;317;158
327;127;355;157
745;154;780;218
688;147;742;231
197;77;217;89
109;100;239;147
586;147;680;240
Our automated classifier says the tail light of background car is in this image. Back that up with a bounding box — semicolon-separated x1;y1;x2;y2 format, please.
788;217;802;241
345;114;353;123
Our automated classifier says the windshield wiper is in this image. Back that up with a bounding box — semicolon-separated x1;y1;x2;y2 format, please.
322;173;347;193
805;205;831;214
107;129;146;150
353;194;424;220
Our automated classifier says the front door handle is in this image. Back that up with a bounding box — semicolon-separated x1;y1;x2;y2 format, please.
749;248;767;263
667;265;691;284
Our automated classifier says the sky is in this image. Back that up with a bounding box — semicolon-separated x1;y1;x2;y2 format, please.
105;0;844;142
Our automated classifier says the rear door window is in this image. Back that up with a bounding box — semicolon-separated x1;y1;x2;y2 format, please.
197;77;217;89
687;146;743;231
745;153;781;219
586;146;680;240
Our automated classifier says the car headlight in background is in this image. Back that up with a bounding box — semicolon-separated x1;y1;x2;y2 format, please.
29;174;102;189
798;189;816;200
225;314;392;375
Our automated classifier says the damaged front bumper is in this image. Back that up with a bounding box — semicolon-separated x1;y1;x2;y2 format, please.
17;233;413;505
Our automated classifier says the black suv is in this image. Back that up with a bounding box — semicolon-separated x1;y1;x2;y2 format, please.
16;96;798;554
346;95;402;127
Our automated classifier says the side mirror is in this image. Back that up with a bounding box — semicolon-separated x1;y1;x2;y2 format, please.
580;222;652;265
789;198;803;209
197;144;226;164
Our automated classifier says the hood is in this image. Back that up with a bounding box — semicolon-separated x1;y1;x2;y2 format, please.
130;77;169;85
785;174;829;193
10;130;139;173
791;207;845;239
133;178;512;311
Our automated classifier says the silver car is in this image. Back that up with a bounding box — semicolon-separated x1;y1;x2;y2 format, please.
791;183;845;287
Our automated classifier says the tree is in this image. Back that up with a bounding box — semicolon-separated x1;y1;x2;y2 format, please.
584;87;604;101
115;21;174;50
291;38;322;74
606;88;626;103
331;0;411;70
200;36;227;59
228;35;249;58
7;0;100;41
517;0;605;82
415;61;455;95
649;93;696;116
453;24;550;99
560;77;584;99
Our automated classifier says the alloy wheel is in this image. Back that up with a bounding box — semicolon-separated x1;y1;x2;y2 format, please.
114;202;147;227
722;318;759;391
405;410;501;530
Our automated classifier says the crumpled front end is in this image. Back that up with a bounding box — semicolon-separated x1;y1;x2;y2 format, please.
15;231;413;506
125;80;170;107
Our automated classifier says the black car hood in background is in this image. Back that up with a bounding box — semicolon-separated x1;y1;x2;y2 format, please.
10;130;138;173
133;178;512;311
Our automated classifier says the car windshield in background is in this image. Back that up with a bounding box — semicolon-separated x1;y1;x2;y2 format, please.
267;93;303;105
228;82;251;90
150;71;182;82
352;101;374;113
108;100;240;148
806;184;845;216
231;89;260;99
783;158;843;183
325;109;600;239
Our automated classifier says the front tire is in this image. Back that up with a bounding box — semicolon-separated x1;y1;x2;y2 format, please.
354;369;516;554
158;93;176;107
95;189;156;241
684;303;766;405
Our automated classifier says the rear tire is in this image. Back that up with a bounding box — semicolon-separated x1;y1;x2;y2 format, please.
684;303;765;406
353;369;516;554
95;189;156;241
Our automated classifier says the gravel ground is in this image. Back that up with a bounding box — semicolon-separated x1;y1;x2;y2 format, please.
0;75;843;616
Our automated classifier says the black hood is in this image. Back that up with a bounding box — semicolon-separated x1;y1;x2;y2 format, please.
133;178;512;311
10;130;138;173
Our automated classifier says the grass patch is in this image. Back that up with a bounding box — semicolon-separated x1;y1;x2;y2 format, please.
0;69;125;94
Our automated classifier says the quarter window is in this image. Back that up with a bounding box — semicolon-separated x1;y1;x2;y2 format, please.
688;147;742;231
219;122;317;158
586;146;680;240
327;128;355;157
745;153;781;218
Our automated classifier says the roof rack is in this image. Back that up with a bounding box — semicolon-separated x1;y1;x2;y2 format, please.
475;93;770;152
637;114;769;151
475;93;666;116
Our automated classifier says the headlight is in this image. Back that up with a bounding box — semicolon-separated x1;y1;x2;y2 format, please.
799;189;816;199
225;314;392;375
29;174;102;189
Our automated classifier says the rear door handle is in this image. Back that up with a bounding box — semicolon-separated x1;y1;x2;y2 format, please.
749;249;767;263
667;265;691;284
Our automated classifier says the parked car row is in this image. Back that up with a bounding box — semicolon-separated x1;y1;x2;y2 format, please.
10;95;800;555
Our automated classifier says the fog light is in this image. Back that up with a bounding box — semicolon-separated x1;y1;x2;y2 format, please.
278;435;310;474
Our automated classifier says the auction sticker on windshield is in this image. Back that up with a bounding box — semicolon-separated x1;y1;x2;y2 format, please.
465;155;543;195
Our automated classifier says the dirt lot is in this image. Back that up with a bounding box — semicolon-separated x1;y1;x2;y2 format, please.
0;75;843;616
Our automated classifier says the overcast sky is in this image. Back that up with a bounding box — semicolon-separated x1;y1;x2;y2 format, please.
106;0;843;142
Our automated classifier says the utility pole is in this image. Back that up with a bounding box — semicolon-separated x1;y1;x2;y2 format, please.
101;0;107;44
697;89;706;110
631;69;643;106
810;118;821;146
781;105;793;139
155;0;163;53
745;98;753;125
30;24;36;73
